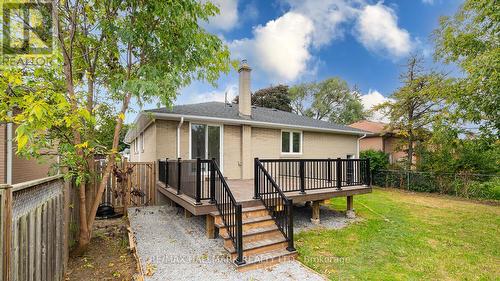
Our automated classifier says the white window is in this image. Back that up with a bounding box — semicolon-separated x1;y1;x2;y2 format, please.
281;130;302;154
140;132;144;152
133;139;138;154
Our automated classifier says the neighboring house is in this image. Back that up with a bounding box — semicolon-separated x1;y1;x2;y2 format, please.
349;120;406;164
0;123;55;184
125;60;370;180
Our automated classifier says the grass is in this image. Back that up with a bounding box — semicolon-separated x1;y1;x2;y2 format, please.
295;188;500;280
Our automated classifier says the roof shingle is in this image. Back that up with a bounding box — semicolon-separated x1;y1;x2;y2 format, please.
145;102;368;134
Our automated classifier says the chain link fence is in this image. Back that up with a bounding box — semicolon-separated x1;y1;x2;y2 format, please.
373;170;500;200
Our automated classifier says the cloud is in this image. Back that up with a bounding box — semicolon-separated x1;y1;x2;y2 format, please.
179;84;238;105
228;1;412;82
421;0;434;4
230;12;314;82
283;0;361;47
206;0;239;31
355;3;412;57
360;89;392;122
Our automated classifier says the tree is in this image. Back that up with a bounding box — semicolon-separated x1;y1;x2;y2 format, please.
233;84;293;112
94;103;130;153
1;0;231;252
375;54;452;170
417;121;499;175
434;0;500;134
289;77;368;124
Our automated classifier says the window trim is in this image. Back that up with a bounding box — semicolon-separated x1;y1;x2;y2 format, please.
281;130;302;155
134;139;138;154
140;132;144;153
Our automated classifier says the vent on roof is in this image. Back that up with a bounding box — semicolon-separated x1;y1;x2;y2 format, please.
272;108;278;111
251;105;256;108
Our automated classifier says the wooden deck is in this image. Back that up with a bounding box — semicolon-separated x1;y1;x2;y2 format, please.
157;179;371;216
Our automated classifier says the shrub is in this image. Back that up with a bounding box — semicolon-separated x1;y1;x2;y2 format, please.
360;150;389;173
462;178;500;200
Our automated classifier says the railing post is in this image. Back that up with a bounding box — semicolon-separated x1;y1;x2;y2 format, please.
195;158;202;205
165;158;169;186
327;158;332;183
286;199;295;252
253;158;260;199
336;158;342;190
299;160;306;194
177;158;182;195
209;158;216;204
366;159;371;186
234;204;245;265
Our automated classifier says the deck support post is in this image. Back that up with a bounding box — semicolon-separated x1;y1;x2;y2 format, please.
206;215;216;239
311;200;321;225
346;195;355;219
184;208;192;218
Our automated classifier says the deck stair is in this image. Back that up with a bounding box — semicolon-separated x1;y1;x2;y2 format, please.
211;204;297;271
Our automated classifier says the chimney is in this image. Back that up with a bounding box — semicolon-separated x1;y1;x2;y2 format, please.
238;59;252;117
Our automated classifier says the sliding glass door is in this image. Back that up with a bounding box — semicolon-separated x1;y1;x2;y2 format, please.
190;123;221;166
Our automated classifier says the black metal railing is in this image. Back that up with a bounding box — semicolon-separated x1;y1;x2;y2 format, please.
254;159;295;252
257;158;370;193
210;160;245;265
158;158;244;264
157;158;213;204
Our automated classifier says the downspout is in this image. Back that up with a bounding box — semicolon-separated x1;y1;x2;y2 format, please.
356;133;367;158
6;111;13;185
176;117;184;158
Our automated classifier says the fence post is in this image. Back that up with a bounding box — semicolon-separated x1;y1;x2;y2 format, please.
195;158;201;205
286;199;295;252
165;158;169;186
123;159;130;216
336;158;342;190
234;204;245;266
299;160;306;194
177;158;182;195
327;158;332;183
1;184;13;281
209;158;216;204
253;158;260;199
62;179;70;274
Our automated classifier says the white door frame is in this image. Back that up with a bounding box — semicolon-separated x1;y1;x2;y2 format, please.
188;122;224;172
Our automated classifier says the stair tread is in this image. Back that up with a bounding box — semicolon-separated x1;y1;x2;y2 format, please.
210;205;267;216
238;249;297;267
220;224;279;239
224;236;287;253
214;215;273;228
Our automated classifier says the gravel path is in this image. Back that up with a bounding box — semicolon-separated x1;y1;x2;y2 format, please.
129;203;353;281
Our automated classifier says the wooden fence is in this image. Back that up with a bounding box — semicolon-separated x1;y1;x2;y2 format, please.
93;161;156;213
0;161;156;281
0;175;73;281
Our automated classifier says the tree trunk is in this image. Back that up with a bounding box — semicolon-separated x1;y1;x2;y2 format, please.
75;181;90;254
86;92;132;234
407;134;414;171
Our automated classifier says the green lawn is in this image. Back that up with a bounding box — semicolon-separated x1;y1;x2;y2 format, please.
295;188;500;280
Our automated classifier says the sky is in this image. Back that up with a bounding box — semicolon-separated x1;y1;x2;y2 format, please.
127;0;463;123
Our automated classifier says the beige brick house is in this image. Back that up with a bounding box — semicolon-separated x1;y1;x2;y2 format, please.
0;123;55;184
125;60;370;180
